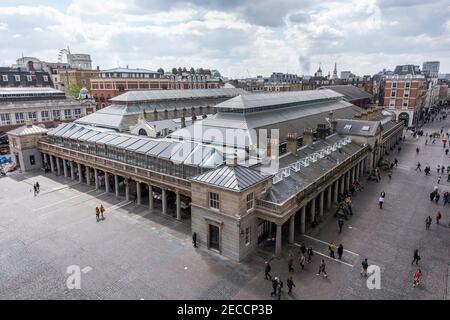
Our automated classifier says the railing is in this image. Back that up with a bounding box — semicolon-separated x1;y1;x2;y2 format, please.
38;141;192;191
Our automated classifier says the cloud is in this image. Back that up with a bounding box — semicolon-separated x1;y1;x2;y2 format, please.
0;0;448;76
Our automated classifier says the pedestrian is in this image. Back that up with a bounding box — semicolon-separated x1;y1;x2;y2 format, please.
192;232;197;248
394;158;398;167
271;277;278;297
438;175;441;184
416;162;421;171
288;254;294;272
435;193;440;204
436;211;442;224
380;191;386;198
437;165;441;174
413;269;422;287
299;254;306;270
287;276;295;295
411;249;421;265
35;181;40;193
100;204;105;219
446;149;449;156
441;166;445;174
33;184;37;197
316;259;327;278
95;206;100;222
276;279;283;300
416;147;420;154
338;217;344;233
378;195;384;209
388;171;392;181
328;242;336;259
425;216;432;229
299;242;306;256
337;244;344;260
133;191;137;203
307;246;314;263
265;261;272;280
361;258;369;277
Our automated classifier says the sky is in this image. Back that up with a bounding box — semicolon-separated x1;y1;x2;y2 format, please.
0;0;449;78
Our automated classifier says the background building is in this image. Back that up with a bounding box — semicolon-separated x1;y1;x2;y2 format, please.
0;67;53;88
422;61;440;79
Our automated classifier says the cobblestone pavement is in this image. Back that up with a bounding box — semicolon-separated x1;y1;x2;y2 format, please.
1;120;450;300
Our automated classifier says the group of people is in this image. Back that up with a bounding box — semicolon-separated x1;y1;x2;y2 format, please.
95;205;106;222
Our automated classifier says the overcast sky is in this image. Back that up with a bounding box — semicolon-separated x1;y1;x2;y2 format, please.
0;0;449;78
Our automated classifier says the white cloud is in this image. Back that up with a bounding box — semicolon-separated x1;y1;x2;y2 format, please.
0;22;8;30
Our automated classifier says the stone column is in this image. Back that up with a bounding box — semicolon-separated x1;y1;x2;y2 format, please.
115;175;119;197
78;163;82;183
49;155;55;173
310;198;316;222
162;189;167;214
56;157;61;176
63;159;68;178
176;191;181;221
300;206;306;234
356;162;360;180
94;168;99;190
136;181;141;205
86;166;91;186
125;179;130;201
340;175;344;194
275;223;282;257
105;172;110;193
345;171;350;191
327;185;332;209
334;180;339;203
69;161;75;181
149;185;154;210
289;215;295;244
350;166;355;183
319;191;324;217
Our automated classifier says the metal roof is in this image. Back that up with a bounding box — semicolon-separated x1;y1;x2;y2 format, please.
320;85;372;101
214;89;343;110
191;165;271;192
335;119;380;137
110;88;246;103
7;124;48;136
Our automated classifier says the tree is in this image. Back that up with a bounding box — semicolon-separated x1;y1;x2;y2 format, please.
182;67;187;73
178;67;183;74
190;67;195;74
172;67;178;75
67;82;81;97
157;68;164;74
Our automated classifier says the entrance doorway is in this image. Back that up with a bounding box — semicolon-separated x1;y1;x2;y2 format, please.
208;224;220;251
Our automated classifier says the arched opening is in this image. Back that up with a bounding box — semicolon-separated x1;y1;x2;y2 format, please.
138;129;148;136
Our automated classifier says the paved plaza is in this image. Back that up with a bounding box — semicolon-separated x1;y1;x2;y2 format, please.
1;120;450;300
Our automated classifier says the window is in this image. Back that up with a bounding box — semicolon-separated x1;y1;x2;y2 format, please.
29;155;35;165
405;82;410;88
245;227;251;245
344;124;352;130
389;99;395;107
391;90;396;97
0;113;11;125
52;110;61;119
404;91;409;98
27;112;37;122
64;109;72;119
403;101;408;107
246;192;254;211
15;75;20;82
41;111;49;121
43;75;48;82
27;75;32;81
2;75;8;82
392;82;397;88
15;112;25;124
209;192;220;210
74;108;81;119
361;126;370;131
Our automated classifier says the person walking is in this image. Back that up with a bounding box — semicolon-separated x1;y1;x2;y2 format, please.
299;254;306;270
416;162;421;172
35;181;40;193
95;206;100;222
361;258;369;277
299;242;306;256
276;279;283;300
265;261;272;280
307;247;314;263
378;195;384;209
337;244;344;260
328;242;336;259
33;184;37;197
437;164;441;174
436;211;442;224
338;217;344;233
100;204;105;219
288;254;294;272
394;158;398;167
380;191;386;198
271;277;278;297
426;216;432;229
192;232;197;248
411;249;421;265
413;269;422;287
435;193;441;204
438;175;442;184
388;170;392;181
316;259;327;278
286;276;295;295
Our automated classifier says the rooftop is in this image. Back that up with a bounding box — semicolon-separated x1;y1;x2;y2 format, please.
100;68;159;74
7;124;48;136
320;85;372;102
191;165;271;192
334;119;380;137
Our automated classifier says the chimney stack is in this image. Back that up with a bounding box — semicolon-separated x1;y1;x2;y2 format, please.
181;116;186;128
303;127;314;146
286;132;298;156
226;153;239;166
191;112;197;123
316;123;329;140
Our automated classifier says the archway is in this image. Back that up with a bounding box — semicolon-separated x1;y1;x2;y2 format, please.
398;112;409;127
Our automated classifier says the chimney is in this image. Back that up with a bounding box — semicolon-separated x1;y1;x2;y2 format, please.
191;112;197;123
96;66;100;71
360;111;368;120
303;127;314;146
331;119;338;133
316;123;329;140
328;111;334;122
202;113;207;119
181;116;186;128
286;132;298;156
226;153;239;166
